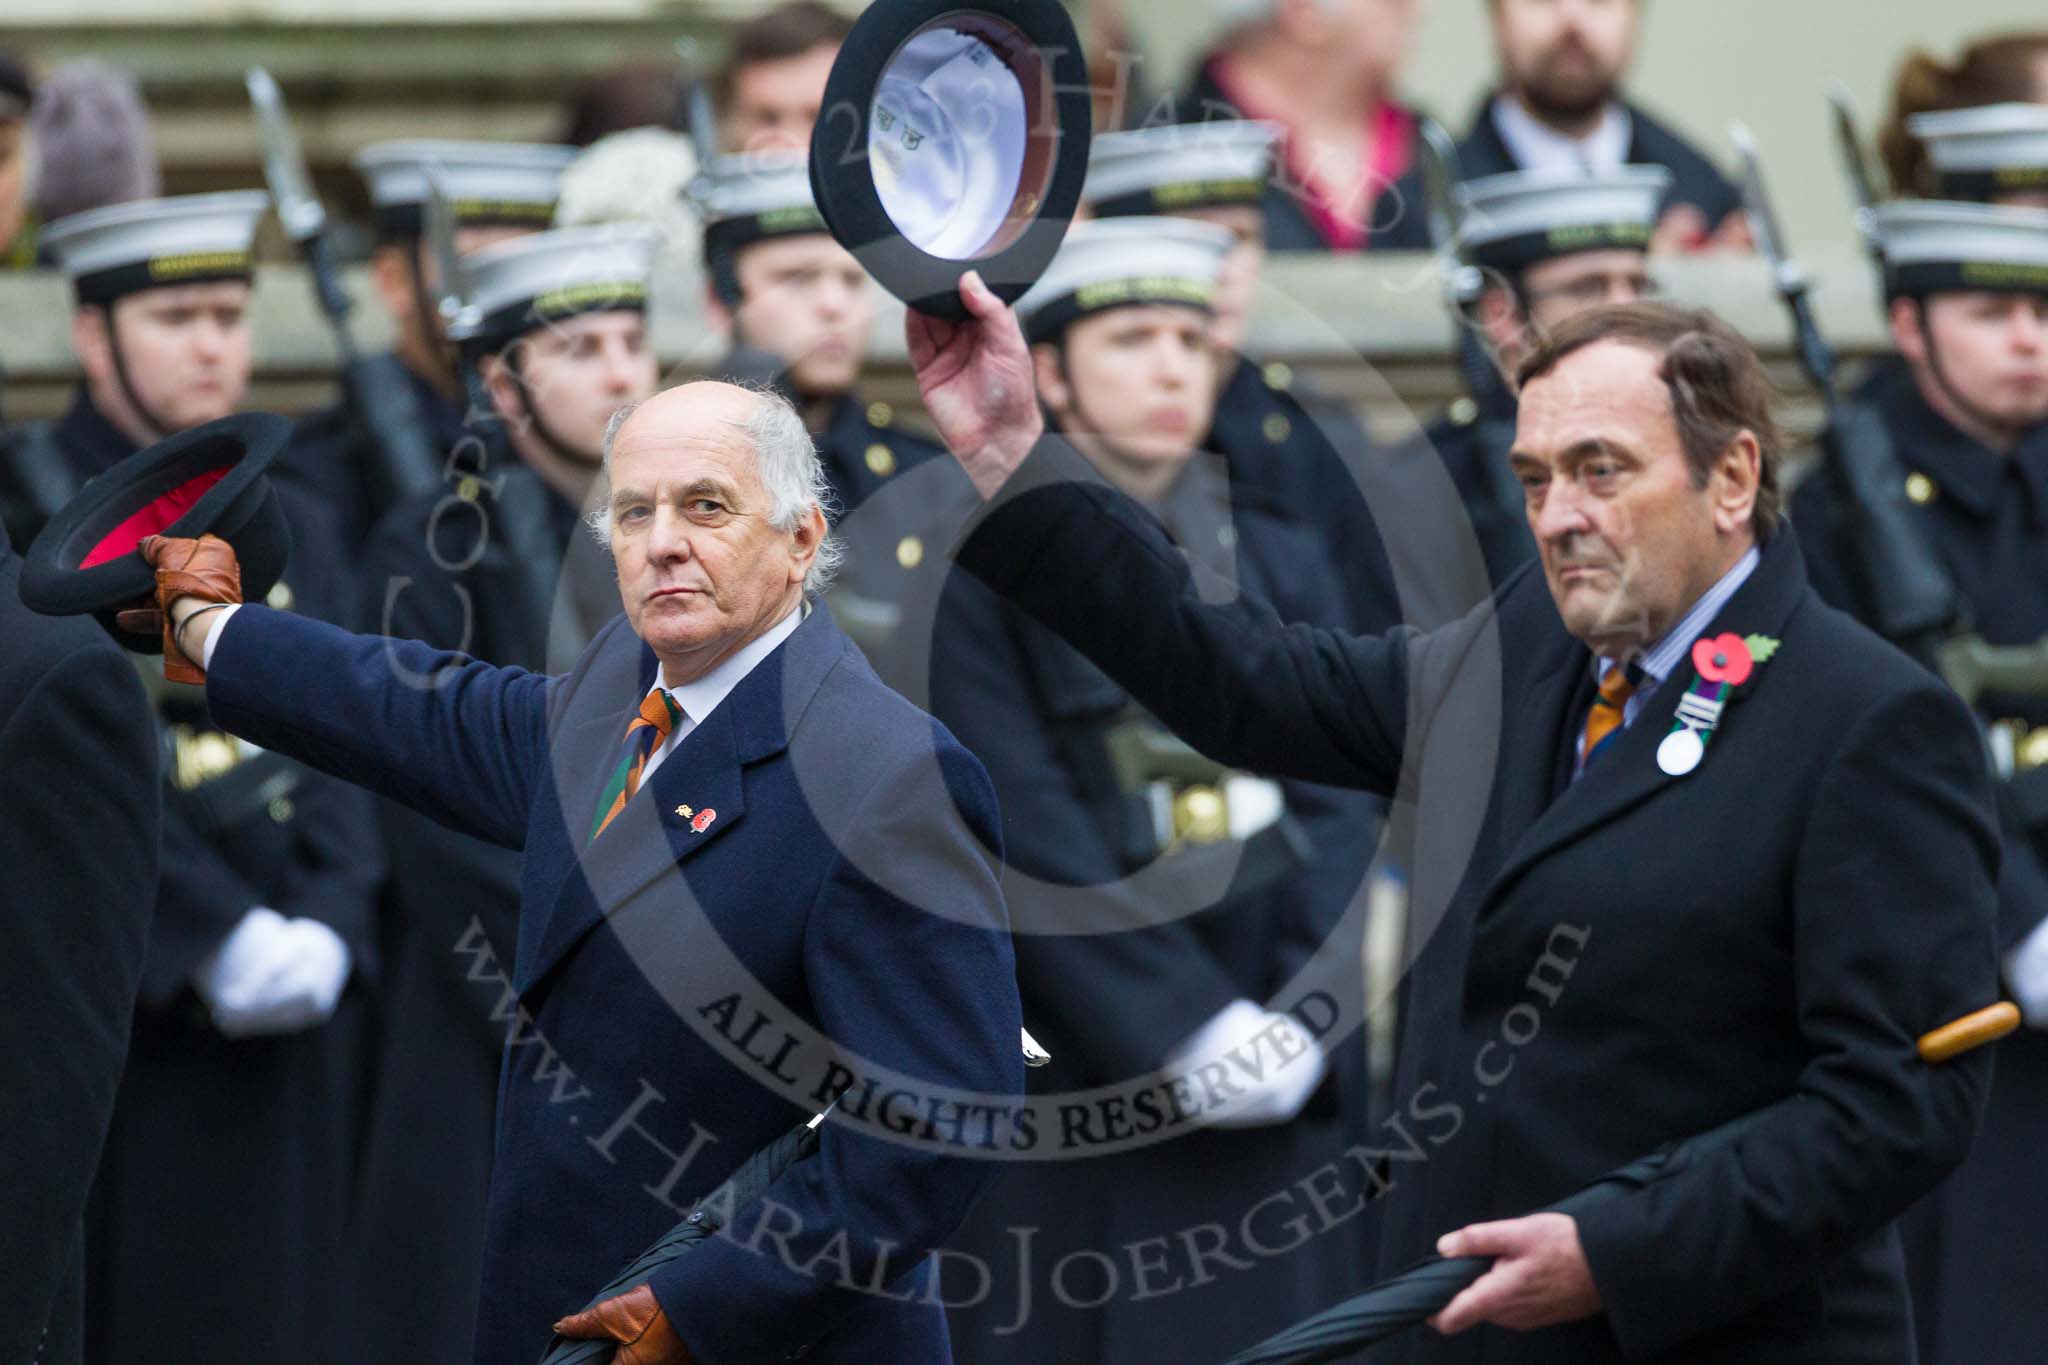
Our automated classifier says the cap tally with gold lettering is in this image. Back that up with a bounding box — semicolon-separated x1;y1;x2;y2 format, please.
808;0;1093;319
41;191;269;307
1870;199;2048;299
463;222;660;353
1012;217;1233;344
1908;103;2048;202
354;139;576;242
1084;120;1283;219
1455;166;1669;274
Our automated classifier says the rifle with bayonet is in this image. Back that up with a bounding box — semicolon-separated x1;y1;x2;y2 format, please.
673;39;794;395
245;67;443;511
1414;117;1533;568
419;168;568;665
1826;83;1888;275
1729;117;1962;674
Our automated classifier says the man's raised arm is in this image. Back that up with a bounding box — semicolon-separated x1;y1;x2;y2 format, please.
907;272;1465;794
134;533;551;851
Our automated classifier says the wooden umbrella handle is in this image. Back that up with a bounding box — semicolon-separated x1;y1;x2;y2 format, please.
1917;1002;2022;1063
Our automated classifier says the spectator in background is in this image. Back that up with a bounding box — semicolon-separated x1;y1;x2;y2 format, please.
0;51;35;268
1459;0;1751;253
558;60;684;147
1177;0;1431;251
714;0;851;154
1880;31;2048;200
29;61;158;230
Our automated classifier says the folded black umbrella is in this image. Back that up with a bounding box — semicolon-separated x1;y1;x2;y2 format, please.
1223;1112;1759;1365
536;1117;822;1365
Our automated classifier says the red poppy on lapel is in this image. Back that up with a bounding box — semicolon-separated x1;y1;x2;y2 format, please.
691;808;717;834
1691;633;1754;687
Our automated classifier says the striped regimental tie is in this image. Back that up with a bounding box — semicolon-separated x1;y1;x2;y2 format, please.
590;688;681;843
1577;663;1642;777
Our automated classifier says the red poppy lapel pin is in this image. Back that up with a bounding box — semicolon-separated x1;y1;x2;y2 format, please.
1657;632;1781;777
691;807;717;834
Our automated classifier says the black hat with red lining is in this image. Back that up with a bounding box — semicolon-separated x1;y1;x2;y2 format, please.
19;412;294;651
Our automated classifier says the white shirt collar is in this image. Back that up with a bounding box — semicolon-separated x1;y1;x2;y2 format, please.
1492;93;1633;175
646;602;804;728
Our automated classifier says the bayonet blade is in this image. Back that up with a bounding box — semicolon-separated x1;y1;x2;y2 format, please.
1415;117;1483;305
1728;121;1786;265
674;37;722;174
245;66;325;244
421;164;477;341
1416;117;1461;254
1826;82;1879;212
1729;119;1807;300
1826;82;1885;264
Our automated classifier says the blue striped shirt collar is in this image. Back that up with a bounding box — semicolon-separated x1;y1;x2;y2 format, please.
1594;544;1762;689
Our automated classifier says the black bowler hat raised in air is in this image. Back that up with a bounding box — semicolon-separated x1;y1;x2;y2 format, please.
19;413;296;651
807;0;1094;319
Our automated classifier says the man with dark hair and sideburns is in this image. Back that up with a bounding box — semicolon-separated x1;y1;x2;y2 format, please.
912;277;2004;1364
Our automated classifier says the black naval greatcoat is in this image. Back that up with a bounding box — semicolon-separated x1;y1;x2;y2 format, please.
0;543;158;1365
1;391;384;1365
274;351;466;562
928;452;1381;1363
954;439;2000;1364
1456;93;1743;235
1208;357;1407;633
1793;359;2048;1365
345;461;617;1365
1388;381;1539;622
811;391;982;667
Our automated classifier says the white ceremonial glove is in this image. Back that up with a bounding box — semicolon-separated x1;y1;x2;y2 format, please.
2005;917;2048;1031
193;908;352;1038
1166;997;1327;1129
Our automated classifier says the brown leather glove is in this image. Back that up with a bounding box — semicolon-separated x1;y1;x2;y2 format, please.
553;1284;692;1365
113;533;243;684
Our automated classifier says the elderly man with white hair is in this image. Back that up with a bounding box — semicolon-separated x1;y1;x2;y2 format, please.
128;379;1024;1365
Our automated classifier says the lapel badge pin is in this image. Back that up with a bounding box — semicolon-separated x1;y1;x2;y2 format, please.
691;807;717;834
675;804;693;820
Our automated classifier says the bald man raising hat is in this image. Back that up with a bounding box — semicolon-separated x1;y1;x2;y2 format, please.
134;380;1022;1365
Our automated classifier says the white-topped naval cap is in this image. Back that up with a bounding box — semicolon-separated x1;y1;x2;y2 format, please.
1013;216;1233;340
353;139;575;233
1907;103;2048;198
1455;166;1670;269
42;190;270;303
691;151;824;234
1084;120;1284;217
1870;198;2048;295
463;222;661;346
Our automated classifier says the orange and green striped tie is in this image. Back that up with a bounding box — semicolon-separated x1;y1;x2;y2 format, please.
1578;665;1639;776
590;689;681;843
